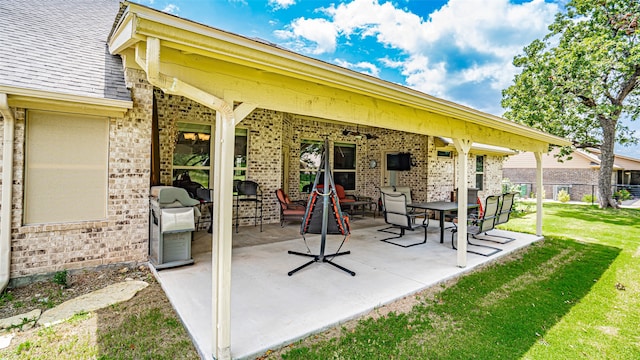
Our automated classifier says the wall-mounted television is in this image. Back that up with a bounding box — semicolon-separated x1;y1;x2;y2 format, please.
386;153;411;171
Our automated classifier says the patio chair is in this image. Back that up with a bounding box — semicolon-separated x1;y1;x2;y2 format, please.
316;184;357;204
275;189;306;226
234;180;263;233
445;188;480;222
450;194;502;256
377;186;396;213
479;192;517;243
378;192;428;247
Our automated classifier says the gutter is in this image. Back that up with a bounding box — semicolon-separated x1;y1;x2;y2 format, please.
0;93;15;292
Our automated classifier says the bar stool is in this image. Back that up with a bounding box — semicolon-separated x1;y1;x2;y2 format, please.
195;187;213;232
234;180;263;233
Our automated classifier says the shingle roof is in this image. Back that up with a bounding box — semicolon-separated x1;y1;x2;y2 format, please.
0;0;130;102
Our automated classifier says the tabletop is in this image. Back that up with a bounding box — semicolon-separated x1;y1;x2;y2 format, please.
408;201;478;212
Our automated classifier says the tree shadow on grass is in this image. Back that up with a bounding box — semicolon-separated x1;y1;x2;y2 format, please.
280;238;620;360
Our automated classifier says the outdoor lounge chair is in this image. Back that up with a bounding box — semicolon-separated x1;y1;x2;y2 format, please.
378;192;428;247
451;194;502;256
275;189;306;226
479;192;517;243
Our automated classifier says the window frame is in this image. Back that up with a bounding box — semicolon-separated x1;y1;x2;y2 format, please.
333;142;357;191
24;110;109;224
299;139;358;192
475;155;485;190
299;139;323;193
172;124;249;188
233;128;248;181
173;122;212;187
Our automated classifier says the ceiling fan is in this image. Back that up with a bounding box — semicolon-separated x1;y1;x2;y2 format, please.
342;129;379;140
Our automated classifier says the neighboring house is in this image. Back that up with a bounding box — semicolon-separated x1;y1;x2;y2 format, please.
1;1;569;357
503;148;640;200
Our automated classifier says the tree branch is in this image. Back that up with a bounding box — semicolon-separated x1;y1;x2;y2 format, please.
574;142;601;149
576;94;597;108
616;64;640;104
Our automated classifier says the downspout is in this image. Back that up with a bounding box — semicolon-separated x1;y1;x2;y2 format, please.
136;37;236;360
0;93;15;292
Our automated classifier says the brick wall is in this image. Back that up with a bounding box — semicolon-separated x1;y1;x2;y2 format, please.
2;74;506;280
4;68;151;282
154;93;284;227
482;155;505;198
154;89;216;186
427;138;455;201
503;167;599;200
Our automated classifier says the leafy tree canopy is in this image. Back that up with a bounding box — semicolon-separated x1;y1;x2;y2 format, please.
503;0;639;148
502;0;639;207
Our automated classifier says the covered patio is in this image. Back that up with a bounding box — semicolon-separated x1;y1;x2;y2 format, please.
156;218;542;359
108;3;571;359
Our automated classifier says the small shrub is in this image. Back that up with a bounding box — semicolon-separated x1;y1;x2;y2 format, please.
53;269;68;288
613;189;632;201
501;178;523;194
530;188;546;199
0;291;14;307
15;340;32;354
582;194;597;203
557;189;571;203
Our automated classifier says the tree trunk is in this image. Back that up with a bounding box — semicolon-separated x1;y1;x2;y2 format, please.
598;116;618;208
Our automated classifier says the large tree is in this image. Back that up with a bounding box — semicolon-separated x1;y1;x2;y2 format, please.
502;0;640;208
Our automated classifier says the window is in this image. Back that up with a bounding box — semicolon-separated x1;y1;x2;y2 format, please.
475;155;485;190
24;110;108;224
437;150;452;158
173;124;248;187
173;122;211;187
333;142;356;190
299;140;357;192
299;139;322;192
234;128;248;181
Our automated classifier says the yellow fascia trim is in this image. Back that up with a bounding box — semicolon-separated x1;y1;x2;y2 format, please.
435;137;517;156
0;86;132;118
112;3;570;148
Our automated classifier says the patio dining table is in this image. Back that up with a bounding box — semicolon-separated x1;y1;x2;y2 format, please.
407;201;479;243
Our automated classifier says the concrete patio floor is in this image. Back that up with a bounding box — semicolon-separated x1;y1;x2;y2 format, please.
155;217;542;359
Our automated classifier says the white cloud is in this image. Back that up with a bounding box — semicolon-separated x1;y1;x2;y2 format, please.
162;4;180;14
274;18;337;54
379;57;404;69
334;59;380;77
269;0;296;10
323;0;426;52
276;0;559;113
400;54;448;97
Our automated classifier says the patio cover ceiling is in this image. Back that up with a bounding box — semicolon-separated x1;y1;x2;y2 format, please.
109;2;570;153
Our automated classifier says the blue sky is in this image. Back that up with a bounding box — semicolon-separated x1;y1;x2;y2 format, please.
134;0;640;158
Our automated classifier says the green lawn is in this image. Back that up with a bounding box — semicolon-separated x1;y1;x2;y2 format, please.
503;202;640;359
276;203;640;359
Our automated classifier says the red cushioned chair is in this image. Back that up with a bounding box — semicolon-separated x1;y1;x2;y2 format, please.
275;189;306;226
316;184;357;204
